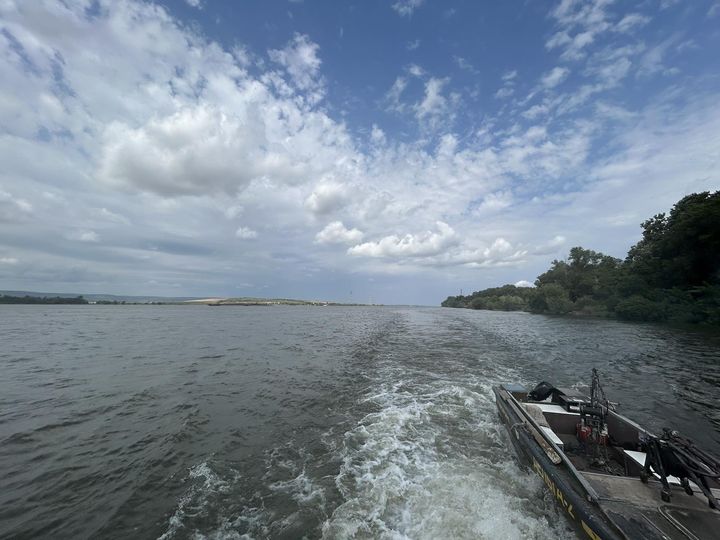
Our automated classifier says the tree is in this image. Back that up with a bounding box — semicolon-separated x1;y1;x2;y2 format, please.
529;284;573;314
441;191;720;325
536;247;621;302
626;192;720;289
441;295;466;308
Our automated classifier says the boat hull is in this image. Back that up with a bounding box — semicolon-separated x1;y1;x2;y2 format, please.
494;386;622;540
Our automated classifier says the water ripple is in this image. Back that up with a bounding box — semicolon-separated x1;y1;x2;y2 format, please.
0;306;718;539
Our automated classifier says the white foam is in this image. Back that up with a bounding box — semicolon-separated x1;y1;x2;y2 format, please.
322;363;575;540
158;347;576;539
269;469;326;507
157;461;243;540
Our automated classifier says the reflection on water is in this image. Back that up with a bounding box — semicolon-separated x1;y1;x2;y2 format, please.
0;305;718;539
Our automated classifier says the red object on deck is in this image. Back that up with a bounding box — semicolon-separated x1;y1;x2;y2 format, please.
577;422;592;442
577;422;608;445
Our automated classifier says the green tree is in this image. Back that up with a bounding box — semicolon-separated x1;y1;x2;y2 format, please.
626;191;720;289
536;247;621;302
441;191;720;325
530;284;573;314
441;295;467;308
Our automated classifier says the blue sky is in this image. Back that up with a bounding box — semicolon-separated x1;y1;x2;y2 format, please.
1;0;719;304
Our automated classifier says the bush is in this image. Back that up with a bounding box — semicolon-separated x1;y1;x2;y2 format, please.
615;295;666;322
531;284;573;314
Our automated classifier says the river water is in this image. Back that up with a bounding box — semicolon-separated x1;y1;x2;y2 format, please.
1;305;718;539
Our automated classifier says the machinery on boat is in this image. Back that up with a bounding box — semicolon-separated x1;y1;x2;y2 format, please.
493;370;720;540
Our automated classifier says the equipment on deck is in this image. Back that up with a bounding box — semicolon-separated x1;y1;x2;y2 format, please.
494;370;720;540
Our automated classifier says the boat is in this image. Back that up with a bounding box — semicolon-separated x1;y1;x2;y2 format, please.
493;370;720;539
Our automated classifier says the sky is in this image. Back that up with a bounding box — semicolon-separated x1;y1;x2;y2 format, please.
1;0;719;305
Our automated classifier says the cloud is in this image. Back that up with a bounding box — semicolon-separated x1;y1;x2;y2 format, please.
453;56;477;74
522;103;549;119
269;33;322;93
384;72;458;128
98;99;351;197
615;13;650;33
184;0;203;9
416;78;448;117
392;0;424;17
475;191;513;213
348;221;458;259
637;36;681;77
550;0;612;29
97;207;130;225
495;87;515;99
514;280;535;288
385;76;408;112
80;231;99;242
0;0;718;303
0;189;33;221
224;205;244;219
483;238;513;258
370;125;386;145
407;63;425;77
546;0;614;60
541;66;570;88
98;106;275;196
235;227;258;239
533;235;566;254
447;238;528;269
305;181;351;215
66;230;99;242
414;77;457;128
406;39;420;51
0;257;19;265
545;31;572;51
546;30;597;61
315;221;364;245
496;70;518;99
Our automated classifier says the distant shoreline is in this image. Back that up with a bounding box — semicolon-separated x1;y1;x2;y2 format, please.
0;295;88;305
0;292;380;307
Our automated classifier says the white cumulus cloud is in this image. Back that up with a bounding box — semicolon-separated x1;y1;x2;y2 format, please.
416;77;448;119
98;101;349;197
269;33;322;92
305;182;351;215
348;221;457;259
315;221;364;245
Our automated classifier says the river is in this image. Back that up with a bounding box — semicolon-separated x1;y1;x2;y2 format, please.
1;305;718;539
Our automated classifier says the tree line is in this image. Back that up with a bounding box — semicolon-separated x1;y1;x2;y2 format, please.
442;191;720;325
0;295;89;304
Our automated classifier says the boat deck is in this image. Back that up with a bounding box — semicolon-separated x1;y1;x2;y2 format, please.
582;471;720;539
496;383;720;539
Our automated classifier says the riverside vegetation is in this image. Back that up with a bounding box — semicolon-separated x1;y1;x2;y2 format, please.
0;295;88;304
442;191;720;325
